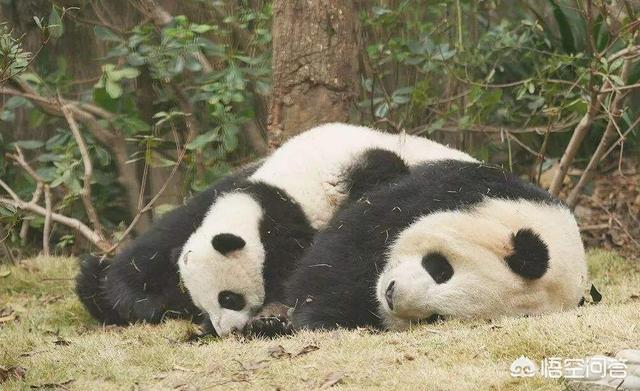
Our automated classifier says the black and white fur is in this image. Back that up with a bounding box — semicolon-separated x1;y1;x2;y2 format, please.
75;163;260;325
177;123;476;337
286;160;587;331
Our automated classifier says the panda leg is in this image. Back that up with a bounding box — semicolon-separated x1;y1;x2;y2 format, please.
243;302;293;338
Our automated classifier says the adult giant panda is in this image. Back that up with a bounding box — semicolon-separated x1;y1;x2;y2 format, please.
176;123;477;337
286;160;587;331
75;162;260;325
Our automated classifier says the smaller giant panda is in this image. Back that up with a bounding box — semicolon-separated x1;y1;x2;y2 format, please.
177;123;477;337
286;160;587;331
75;162;261;325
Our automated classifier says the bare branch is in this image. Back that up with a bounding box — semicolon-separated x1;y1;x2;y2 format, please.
60;102;104;236
598;115;640;163
131;0;172;26
410;119;580;136
8;145;45;183
0;188;112;253
43;185;52;257
1;81;151;233
19;183;42;243
103;144;188;255
566;56;634;207
548;82;609;196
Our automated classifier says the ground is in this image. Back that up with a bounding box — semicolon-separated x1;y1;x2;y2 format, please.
0;250;639;390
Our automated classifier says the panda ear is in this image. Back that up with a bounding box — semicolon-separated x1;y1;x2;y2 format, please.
504;228;549;279
211;233;246;255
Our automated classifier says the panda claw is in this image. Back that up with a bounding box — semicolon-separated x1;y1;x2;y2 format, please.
243;304;293;338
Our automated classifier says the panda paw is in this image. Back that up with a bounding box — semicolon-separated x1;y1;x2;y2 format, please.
243;302;293;338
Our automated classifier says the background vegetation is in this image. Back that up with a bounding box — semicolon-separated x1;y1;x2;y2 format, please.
0;0;638;258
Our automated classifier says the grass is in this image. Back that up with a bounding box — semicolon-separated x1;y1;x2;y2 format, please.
0;250;639;390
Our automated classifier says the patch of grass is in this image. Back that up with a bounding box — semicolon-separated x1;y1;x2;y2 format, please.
1;251;639;390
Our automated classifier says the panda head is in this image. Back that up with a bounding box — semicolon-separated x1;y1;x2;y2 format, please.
177;192;266;337
376;199;586;330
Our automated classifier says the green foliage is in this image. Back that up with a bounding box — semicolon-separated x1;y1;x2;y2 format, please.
358;0;638;162
0;1;638;255
0;24;30;82
0;2;272;252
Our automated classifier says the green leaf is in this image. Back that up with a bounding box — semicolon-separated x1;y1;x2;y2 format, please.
48;6;64;39
127;52;146;66
111;67;140;80
190;24;214;34
186;130;220;150
105;80;123;99
33;16;44;30
37;153;63;163
374;102;389;118
609;75;624;86
12;140;44;149
151;156;176;168
94;26;122;42
222;129;238;152
548;0;575;54
18;73;43;85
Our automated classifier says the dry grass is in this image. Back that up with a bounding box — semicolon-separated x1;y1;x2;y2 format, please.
1;250;639;390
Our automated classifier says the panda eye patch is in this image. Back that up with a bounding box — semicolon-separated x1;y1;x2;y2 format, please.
421;252;454;284
218;290;246;311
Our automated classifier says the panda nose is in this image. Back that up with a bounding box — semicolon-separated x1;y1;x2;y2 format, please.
385;280;396;311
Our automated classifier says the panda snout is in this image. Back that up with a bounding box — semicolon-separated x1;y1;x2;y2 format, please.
385;280;396;311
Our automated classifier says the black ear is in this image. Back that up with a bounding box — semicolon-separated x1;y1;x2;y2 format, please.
505;228;549;279
345;149;410;202
211;233;246;255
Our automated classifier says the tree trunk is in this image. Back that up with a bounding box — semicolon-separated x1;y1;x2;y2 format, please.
268;0;359;146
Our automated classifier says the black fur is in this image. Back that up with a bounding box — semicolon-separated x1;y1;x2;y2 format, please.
243;182;316;305
75;163;260;325
241;149;411;336
343;148;410;202
286;160;560;330
504;228;549;279
211;233;246;255
422;252;454;284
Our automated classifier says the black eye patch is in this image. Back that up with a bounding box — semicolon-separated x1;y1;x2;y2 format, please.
505;228;549;280
421;252;454;284
218;290;246;311
211;233;246;255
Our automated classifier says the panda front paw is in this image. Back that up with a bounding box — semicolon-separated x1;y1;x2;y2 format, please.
243;302;293;338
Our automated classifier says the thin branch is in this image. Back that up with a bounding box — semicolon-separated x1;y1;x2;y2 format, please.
60;101;104;236
8;145;45;183
131;0;172;26
129;0;212;73
19;183;42;243
600;81;640;93
43;185;52;257
548;82;609;196
1;81;151;232
504;132;543;158
103;144;188;255
598;115;640;163
567;56;635;207
410;119;579;136
0;181;112;252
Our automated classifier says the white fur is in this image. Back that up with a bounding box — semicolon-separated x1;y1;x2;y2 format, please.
178;193;265;337
180;123;476;336
250;123;477;228
376;198;587;330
